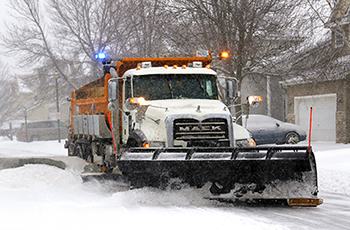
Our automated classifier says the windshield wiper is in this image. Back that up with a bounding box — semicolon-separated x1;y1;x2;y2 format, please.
197;79;210;98
168;79;174;99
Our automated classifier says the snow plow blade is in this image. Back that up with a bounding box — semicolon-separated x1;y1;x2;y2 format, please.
206;197;323;207
117;146;321;205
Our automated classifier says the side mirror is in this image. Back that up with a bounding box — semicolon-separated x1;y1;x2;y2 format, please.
125;97;145;110
110;67;118;78
226;80;236;100
108;80;118;101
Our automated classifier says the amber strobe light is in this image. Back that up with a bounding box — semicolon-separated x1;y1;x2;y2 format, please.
220;51;229;59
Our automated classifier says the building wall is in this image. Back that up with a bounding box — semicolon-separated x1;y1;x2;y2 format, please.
27;104;50;121
285;77;350;143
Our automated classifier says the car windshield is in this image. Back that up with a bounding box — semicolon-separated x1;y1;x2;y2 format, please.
132;74;218;100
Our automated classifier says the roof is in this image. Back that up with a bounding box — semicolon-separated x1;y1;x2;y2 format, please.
116;56;212;77
123;66;217;76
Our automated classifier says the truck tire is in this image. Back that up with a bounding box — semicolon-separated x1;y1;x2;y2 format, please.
74;144;84;159
127;129;148;147
68;143;75;156
85;144;94;162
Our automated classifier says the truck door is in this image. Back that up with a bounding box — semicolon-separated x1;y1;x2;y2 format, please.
122;77;132;144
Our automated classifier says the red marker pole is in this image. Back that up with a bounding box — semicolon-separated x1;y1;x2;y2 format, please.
107;112;118;155
309;107;313;152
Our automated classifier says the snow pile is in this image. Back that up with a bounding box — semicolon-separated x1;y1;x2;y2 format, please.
0;136;66;156
0;164;81;189
0;137;350;229
0;167;288;230
1;137;350;197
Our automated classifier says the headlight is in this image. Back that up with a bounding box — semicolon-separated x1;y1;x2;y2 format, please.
236;138;255;147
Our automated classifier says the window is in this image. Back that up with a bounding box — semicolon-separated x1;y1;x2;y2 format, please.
27;121;53;129
124;77;132;99
132;74;218;100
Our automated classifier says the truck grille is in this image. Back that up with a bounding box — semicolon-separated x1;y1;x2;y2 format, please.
173;118;229;146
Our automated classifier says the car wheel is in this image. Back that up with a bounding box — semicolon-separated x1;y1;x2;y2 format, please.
285;132;299;144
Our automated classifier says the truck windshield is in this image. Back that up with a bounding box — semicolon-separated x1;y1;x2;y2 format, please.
132;74;218;100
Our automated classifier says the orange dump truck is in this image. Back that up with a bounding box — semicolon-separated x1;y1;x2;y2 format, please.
65;51;322;206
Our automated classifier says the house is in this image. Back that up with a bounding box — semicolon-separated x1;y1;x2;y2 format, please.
281;0;350;143
241;74;286;121
8;75;71;125
24;101;70;124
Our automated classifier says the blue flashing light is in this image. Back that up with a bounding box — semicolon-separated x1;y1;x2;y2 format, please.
95;52;106;60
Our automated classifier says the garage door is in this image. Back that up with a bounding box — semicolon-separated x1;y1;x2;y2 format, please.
294;94;336;142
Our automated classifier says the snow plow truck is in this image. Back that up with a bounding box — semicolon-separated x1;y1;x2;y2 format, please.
65;50;322;207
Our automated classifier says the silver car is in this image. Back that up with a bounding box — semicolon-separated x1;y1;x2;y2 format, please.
242;115;307;145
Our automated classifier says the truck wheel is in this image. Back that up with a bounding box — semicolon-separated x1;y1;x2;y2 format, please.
85;144;94;162
68;143;75;156
74;144;84;159
127;138;139;147
127;130;148;147
285;132;299;144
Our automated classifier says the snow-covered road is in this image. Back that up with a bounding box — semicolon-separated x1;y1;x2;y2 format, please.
0;137;350;230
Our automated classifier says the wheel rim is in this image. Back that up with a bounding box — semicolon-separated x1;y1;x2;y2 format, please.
286;132;299;144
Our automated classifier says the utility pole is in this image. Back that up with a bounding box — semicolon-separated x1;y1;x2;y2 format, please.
54;72;61;143
23;107;28;142
267;75;272;117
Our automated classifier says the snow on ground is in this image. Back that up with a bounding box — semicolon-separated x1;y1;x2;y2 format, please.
313;143;350;196
0;136;349;230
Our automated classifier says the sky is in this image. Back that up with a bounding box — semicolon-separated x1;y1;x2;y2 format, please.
0;0;14;71
0;0;9;37
0;0;7;25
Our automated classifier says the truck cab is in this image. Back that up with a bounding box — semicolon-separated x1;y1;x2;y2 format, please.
113;61;254;149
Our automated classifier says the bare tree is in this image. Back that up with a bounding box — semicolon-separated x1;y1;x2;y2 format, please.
165;0;313;122
48;0;131;76
1;0;323;123
0;61;21;124
114;0;172;57
2;0;172;90
1;0;79;89
1;0;130;89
